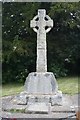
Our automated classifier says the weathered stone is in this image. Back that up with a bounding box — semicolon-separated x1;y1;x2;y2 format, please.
3;104;26;111
30;9;53;72
12;94;27;105
51;106;75;112
28;95;50;104
24;72;58;94
2;111;76;119
26;102;49;113
2;94;79;119
51;91;62;105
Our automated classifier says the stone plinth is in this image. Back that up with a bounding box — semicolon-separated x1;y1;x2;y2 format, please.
12;72;62;106
24;72;58;94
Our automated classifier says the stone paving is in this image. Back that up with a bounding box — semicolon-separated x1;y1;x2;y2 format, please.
0;94;79;119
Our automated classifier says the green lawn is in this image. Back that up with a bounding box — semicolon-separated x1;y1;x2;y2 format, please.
57;76;79;95
2;83;24;97
1;76;80;97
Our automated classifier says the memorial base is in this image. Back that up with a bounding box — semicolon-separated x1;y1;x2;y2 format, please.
2;95;76;119
12;72;62;106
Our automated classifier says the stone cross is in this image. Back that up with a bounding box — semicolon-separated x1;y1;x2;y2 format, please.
30;9;53;72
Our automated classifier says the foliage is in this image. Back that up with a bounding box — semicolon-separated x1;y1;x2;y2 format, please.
2;2;80;83
50;63;68;78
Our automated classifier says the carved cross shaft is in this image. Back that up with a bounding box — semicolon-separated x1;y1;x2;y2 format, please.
30;9;53;72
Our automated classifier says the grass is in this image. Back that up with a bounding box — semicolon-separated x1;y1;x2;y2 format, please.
8;109;25;113
57;76;79;95
2;83;23;97
1;76;80;97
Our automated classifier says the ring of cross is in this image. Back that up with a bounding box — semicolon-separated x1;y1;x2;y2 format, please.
32;15;53;33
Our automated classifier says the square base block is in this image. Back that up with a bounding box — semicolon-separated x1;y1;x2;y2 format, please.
24;72;58;94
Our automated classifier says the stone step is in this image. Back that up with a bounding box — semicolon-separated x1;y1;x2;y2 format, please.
26;103;49;114
2;111;76;119
51;106;75;112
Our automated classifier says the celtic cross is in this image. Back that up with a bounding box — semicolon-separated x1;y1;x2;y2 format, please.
30;9;53;72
